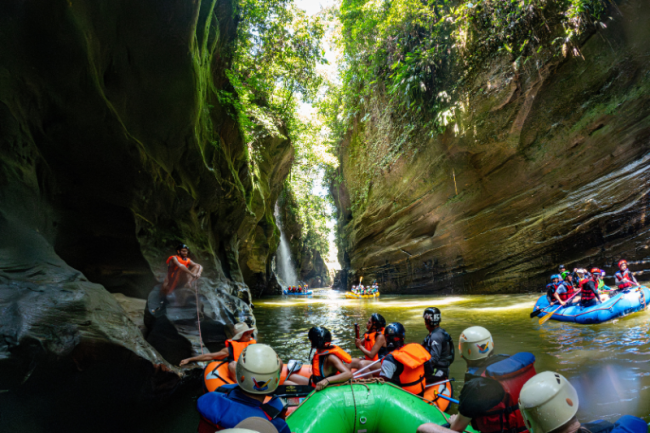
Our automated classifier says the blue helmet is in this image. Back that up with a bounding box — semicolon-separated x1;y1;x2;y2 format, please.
551;274;561;280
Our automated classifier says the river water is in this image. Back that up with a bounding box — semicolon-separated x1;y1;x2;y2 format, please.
254;290;650;423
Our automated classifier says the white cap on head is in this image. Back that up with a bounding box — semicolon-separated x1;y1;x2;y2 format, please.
519;371;579;433
458;326;493;361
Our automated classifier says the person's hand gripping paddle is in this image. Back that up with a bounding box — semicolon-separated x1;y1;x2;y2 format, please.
539;290;581;325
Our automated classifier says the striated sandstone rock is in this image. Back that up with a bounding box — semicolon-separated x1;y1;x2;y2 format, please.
333;0;650;294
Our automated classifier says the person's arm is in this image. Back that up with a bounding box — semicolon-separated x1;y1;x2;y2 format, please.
554;290;565;306
356;334;385;359
379;357;400;385
179;348;228;366
171;256;196;276
188;260;203;278
417;422;462;433
449;414;472;433
314;355;352;391
425;335;443;370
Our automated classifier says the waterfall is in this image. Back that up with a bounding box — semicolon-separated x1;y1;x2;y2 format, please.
274;204;299;286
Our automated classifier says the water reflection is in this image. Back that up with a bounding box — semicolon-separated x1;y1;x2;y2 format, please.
254;290;650;422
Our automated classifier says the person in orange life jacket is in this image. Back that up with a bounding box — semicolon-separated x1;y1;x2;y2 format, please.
350;313;388;372
283;326;352;391
161;244;203;296
615;260;638;291
422;307;455;382
421;326;536;433
578;271;601;308
379;322;431;396
546;274;563;304
518;371;647;433
554;274;577;306
196;344;290;433
180;322;256;377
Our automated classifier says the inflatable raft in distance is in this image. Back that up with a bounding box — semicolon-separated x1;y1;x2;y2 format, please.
345;291;380;299
283;289;313;296
533;286;650;324
287;381;470;433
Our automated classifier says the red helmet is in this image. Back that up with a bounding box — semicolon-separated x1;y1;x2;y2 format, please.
618;260;628;268
591;268;601;274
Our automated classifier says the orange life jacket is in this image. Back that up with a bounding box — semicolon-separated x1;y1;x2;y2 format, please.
164;255;192;293
225;339;257;362
390;343;431;395
311;344;352;385
363;328;385;361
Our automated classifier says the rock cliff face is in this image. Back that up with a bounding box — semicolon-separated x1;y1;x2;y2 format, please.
333;0;650;294
0;0;291;429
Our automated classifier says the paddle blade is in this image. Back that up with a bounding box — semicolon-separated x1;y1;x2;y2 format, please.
530;309;542;318
538;306;560;325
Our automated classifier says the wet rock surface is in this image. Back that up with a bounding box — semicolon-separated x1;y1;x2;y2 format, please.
333;0;650;293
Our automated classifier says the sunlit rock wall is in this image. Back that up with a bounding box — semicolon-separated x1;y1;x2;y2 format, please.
333;0;650;294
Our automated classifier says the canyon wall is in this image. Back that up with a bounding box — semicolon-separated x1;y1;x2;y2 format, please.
333;0;650;294
0;0;291;430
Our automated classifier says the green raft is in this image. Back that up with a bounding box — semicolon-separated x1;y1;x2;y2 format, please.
287;382;477;433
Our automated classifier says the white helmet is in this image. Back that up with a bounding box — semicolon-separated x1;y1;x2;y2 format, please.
236;344;282;394
459;326;493;361
219;430;257;433
519;371;579;433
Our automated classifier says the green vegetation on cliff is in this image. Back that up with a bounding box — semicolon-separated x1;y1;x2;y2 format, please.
325;0;608;166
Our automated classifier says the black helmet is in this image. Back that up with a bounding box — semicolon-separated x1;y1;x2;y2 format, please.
559;264;566;270
176;243;189;252
370;313;386;329
423;307;441;326
384;322;405;349
308;326;331;349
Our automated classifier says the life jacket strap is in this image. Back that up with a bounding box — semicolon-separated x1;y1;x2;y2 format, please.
400;374;425;387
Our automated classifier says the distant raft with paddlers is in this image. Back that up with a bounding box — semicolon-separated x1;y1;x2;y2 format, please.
283;289;313;296
345;291;380;299
533;286;650;324
286;381;471;433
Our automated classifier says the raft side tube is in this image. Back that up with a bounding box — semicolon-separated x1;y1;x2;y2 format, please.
287;382;469;433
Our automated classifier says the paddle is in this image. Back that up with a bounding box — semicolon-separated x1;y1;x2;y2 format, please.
425;378;454;389
530;303;555;319
352;356;385;378
539;289;581;325
435;393;459;404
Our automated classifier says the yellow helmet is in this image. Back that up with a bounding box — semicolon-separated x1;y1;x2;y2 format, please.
236;344;282;394
519;372;579;433
459;326;493;361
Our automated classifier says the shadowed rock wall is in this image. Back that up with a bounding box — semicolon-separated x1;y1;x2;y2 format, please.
333;0;650;294
0;0;292;430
